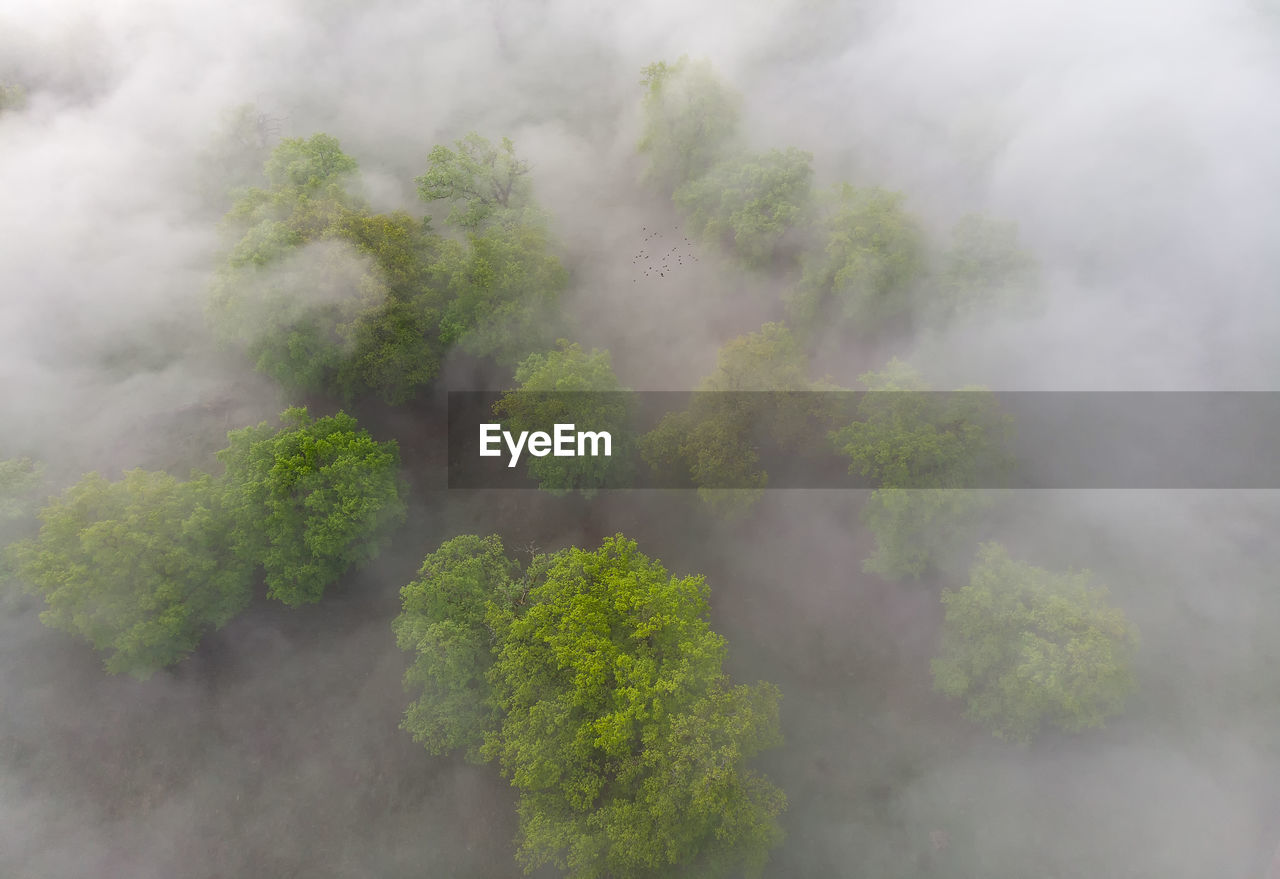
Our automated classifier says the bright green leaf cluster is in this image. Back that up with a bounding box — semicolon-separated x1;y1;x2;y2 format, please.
932;542;1139;743
218;407;406;607
394;534;787;879
482;535;786;879
10;409;405;676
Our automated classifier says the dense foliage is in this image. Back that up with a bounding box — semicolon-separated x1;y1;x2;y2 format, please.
218;407;406;607
394;534;524;762
481;535;786;879
208;132;566;402
394;535;787;878
11;470;253;678
932;542;1139;742
674;148;814;270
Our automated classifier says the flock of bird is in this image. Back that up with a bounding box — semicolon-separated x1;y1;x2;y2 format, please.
631;224;699;281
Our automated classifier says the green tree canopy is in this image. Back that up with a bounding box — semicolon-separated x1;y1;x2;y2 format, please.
673;148;814;270
641;323;828;517
493;341;635;495
218;407;406;607
394;535;524;762
830;358;1012;490
10;470;253;678
831;359;1010;580
481;535;786;879
787;185;927;338
932;542;1139;743
434;216;569;366
208;134;446;402
638;57;742;192
415;133;534;230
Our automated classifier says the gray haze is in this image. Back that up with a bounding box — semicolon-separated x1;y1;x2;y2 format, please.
3;0;1280;876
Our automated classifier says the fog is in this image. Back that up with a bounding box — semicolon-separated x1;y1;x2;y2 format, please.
3;0;1280;876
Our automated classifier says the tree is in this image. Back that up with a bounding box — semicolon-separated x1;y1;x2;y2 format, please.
641;323;828;517
0;82;26;115
10;470;253;678
831;359;1010;580
416;133;533;230
493;341;635;495
860;488;991;581
638;57;742;192
434;216;569;365
209;135;455;403
673;148;814;270
394;535;524;762
830;359;1011;490
481;535;786;879
933;213;1039;322
218;408;406;607
0;457;43;525
932;542;1139;743
787;185;926;338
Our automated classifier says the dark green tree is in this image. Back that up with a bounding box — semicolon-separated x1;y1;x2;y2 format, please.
481;535;786;879
932;542;1139;743
10;470;252;678
493;341;635;495
218;407;406;607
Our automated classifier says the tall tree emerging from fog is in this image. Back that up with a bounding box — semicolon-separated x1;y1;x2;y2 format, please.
481;535;786;879
493;341;635;495
219;407;406;607
787;185;927;340
394;535;524;762
208;133;449;403
10;470;253;678
638;57;742;192
673;147;815;271
932;542;1139;743
416;133;534;231
417;133;569;366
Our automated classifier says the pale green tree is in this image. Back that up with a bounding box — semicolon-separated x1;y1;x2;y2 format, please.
932;542;1139;743
494;341;635;495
